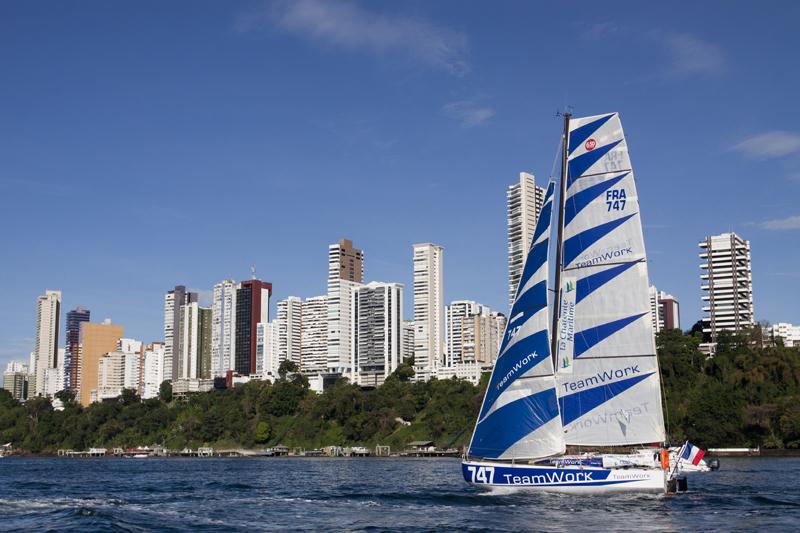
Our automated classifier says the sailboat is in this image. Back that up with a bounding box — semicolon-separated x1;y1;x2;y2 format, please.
463;112;677;493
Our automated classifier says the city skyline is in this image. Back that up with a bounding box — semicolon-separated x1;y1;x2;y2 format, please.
2;1;800;368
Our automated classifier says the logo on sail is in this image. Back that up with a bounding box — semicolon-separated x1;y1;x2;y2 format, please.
585;138;596;151
556;277;576;375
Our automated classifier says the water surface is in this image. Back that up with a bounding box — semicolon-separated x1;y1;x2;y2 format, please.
1;456;798;531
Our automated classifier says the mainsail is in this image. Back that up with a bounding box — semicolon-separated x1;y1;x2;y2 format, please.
555;113;666;446
468;182;565;460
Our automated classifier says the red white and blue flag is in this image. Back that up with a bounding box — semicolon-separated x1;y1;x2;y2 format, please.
680;441;706;465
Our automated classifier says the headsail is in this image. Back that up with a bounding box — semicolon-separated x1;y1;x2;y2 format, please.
468;181;565;460
555;113;666;446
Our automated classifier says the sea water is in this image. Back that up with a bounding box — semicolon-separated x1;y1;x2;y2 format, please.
1;456;798;531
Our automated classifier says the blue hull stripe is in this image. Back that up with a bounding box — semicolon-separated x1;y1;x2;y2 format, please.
568;114;614;155
559;372;654;425
470;388;559;458
563;213;637;267
574;312;648;358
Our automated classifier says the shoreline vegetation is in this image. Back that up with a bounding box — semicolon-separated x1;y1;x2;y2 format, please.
2;329;800;456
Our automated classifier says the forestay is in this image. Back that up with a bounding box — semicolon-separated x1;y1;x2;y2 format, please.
468;182;566;460
555;113;666;446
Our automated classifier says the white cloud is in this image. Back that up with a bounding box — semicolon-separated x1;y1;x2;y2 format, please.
760;215;800;230
442;100;494;127
238;0;469;76
733;131;800;159
655;31;726;77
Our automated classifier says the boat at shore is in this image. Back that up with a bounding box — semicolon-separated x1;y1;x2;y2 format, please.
463;112;685;494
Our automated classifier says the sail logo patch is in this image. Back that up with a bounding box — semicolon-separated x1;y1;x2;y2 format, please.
585;138;597;151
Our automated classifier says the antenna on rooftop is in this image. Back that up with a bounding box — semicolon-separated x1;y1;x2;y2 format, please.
251;264;256;280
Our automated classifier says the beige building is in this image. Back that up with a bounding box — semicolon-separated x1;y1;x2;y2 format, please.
79;321;124;406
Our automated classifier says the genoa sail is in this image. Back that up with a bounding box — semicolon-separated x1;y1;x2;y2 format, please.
468;182;566;460
555;113;666;447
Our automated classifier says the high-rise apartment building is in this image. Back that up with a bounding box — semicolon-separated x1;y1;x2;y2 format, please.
256;322;277;376
164;286;197;382
234;279;272;375
277;297;303;369
141;342;165;399
402;320;415;363
79;320;124;406
507;172;546;309
413;243;444;373
699;232;755;343
178;302;211;379
446;300;505;366
301;296;327;376
327;239;364;375
354;282;403;387
211;279;237;377
649;286;680;335
33;290;61;397
64;306;90;394
3;361;29;400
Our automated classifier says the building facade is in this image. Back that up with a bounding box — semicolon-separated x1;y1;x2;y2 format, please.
141;342;165;399
301;296;328;376
769;322;800;347
211;279;237;377
79;321;124;406
64;306;90;394
507;172;546;309
234;279;272;375
277;296;303;370
164;286;197;382
413;243;444;374
446;300;505;366
33;290;61;397
3;361;29;400
327;239;364;375
354;282;403;387
699;232;755;344
177;302;211;379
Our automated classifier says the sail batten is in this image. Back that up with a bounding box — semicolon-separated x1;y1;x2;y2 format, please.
555;113;666;447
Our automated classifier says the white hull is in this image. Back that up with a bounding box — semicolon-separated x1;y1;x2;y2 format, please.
463;460;666;494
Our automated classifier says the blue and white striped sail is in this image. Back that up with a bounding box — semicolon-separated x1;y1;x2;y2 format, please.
468;182;565;460
555;113;666;446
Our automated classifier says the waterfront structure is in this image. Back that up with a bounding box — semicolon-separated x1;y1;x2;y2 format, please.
413;243;444;374
64;306;90;394
141;342;165;399
164;286;197;382
699;233;755;346
277;297;303;369
33;290;61;397
354;282;404;387
234;279;272;375
301;296;328;376
327;239;364;375
211;279;237;377
79;320;124;406
769;322;800;347
507;172;546;308
3;361;29;400
177;302;211;379
445;301;505;366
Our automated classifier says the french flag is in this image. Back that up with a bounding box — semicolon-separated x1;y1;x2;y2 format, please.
680;441;706;465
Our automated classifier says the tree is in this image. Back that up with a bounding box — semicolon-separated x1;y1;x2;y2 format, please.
159;381;173;403
392;362;415;382
55;389;77;405
254;420;271;444
278;360;299;379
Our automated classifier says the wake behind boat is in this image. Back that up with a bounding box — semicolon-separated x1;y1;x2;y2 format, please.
462;111;684;494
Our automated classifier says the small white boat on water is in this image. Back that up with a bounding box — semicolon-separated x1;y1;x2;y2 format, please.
463;112;687;494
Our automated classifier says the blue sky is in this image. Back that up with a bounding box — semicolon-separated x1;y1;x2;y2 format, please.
2;1;799;367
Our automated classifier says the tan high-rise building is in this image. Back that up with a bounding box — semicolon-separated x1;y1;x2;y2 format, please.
330;239;364;284
79;321;124;406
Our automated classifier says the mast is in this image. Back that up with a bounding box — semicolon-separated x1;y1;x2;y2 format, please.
550;112;570;359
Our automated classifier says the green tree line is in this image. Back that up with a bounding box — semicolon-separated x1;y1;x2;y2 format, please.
1;330;799;453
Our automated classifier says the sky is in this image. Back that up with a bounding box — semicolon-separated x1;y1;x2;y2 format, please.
1;1;799;368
